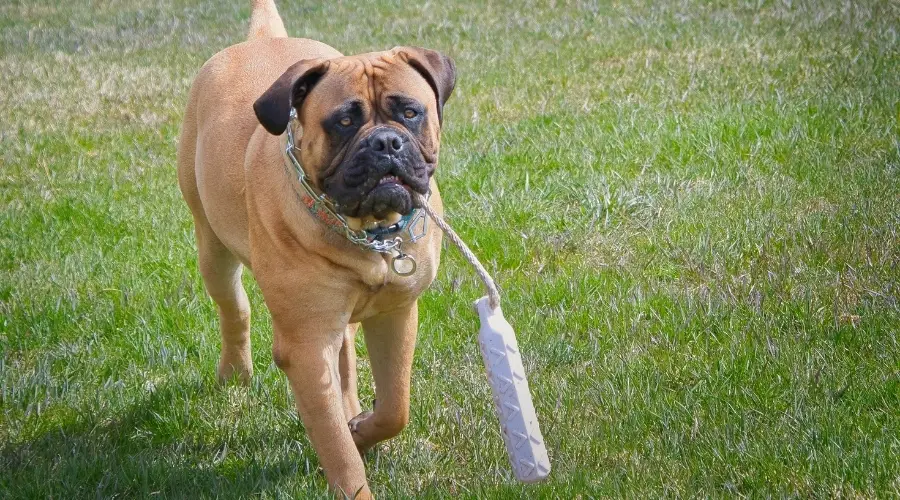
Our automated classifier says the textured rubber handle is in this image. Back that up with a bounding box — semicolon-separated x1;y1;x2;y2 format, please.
475;296;551;483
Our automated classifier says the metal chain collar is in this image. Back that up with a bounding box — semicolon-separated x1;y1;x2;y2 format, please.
282;109;428;260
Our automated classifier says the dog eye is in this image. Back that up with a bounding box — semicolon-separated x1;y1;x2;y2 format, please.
339;117;353;127
403;108;417;119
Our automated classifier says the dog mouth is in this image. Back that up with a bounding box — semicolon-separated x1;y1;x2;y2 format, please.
358;172;416;218
378;175;403;186
321;129;432;222
325;165;429;220
335;173;419;231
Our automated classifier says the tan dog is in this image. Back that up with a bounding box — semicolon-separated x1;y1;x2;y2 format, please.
176;0;455;497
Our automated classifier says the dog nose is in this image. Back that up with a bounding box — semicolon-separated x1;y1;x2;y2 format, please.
370;129;404;155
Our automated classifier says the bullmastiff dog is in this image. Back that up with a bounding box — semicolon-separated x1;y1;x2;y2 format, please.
176;0;455;496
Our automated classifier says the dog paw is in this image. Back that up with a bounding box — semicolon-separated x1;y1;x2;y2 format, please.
348;411;374;453
216;358;253;385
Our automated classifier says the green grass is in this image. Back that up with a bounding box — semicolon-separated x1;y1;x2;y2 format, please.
2;0;899;497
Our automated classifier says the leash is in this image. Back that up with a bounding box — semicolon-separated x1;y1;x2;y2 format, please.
411;192;551;484
411;193;500;310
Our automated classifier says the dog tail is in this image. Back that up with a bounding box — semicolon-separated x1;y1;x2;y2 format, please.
248;0;288;40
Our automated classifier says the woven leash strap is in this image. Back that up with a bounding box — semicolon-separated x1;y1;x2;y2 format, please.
413;193;501;310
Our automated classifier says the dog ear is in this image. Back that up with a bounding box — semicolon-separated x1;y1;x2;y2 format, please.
393;47;456;125
253;59;328;135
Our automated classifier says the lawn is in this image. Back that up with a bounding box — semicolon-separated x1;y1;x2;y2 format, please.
1;0;899;497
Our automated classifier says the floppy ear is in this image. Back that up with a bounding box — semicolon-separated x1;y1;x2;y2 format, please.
393;47;456;125
253;59;329;135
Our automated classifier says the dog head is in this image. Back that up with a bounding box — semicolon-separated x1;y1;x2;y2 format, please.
254;47;455;222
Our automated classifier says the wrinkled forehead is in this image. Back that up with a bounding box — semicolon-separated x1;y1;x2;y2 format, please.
307;53;435;115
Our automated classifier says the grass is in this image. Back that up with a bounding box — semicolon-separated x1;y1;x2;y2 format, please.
1;0;899;497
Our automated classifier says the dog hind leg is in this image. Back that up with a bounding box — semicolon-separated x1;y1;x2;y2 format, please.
177;98;253;384
196;223;254;384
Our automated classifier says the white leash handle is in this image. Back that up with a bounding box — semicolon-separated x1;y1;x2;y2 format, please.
475;297;552;482
414;194;551;483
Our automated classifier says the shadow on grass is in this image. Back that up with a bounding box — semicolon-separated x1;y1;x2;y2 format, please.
0;379;320;498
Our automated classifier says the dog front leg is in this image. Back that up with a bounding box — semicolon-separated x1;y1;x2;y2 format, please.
339;323;362;421
273;324;371;499
350;302;418;452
